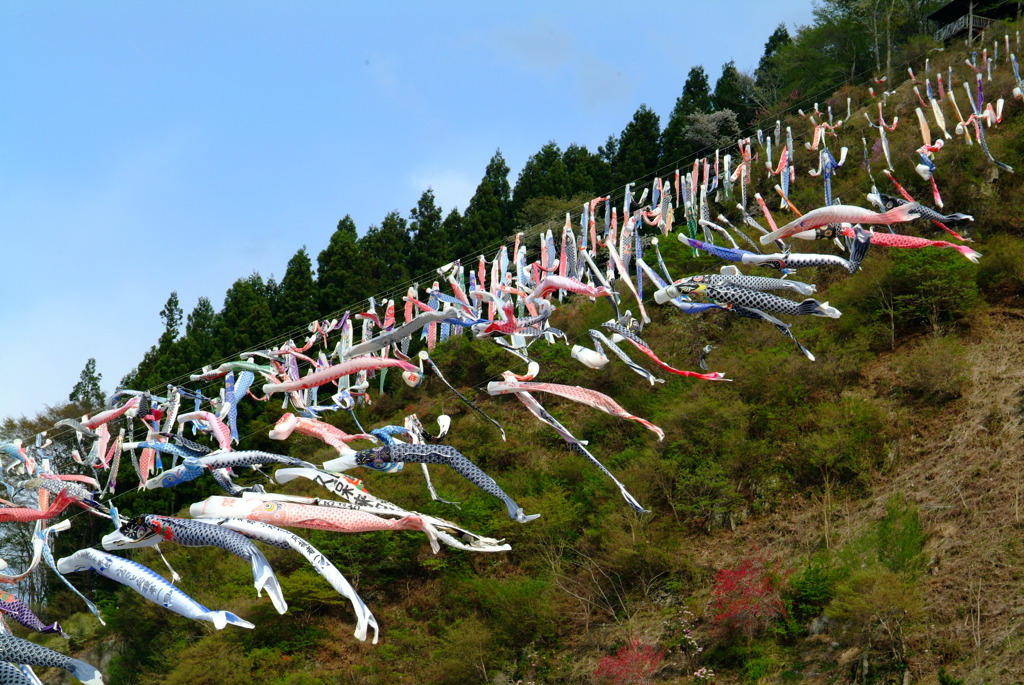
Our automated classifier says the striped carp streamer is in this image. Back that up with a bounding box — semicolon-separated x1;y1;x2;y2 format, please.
678;235;867;274
345;443;540;523
102;515;287;614
602;320;729;381
57;548;254;630
0;589;67;638
0;635;103;685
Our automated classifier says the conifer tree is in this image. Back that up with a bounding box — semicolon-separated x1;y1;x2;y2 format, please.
217;274;276;353
563;143;605;197
754;23;792;110
712;60;756;129
277;247;318;333
440;208;464;265
358;211;411;302
69;358;104;409
158;292;183;350
317;215;361;315
408;188;448;276
459;150;512;258
613;105;661;190
180;297;220;371
660;65;714;169
150;291;188;383
679;65;713;116
511;142;568;218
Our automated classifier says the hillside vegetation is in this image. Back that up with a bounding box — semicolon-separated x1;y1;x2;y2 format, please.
5;5;1024;685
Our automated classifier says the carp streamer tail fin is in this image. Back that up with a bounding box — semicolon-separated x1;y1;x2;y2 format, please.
69;658;105;685
205;610;256;630
250;548;287;614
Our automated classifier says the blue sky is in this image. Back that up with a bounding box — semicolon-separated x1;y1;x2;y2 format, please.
0;1;817;419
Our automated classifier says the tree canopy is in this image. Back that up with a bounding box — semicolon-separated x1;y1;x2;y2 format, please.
68;358;104;409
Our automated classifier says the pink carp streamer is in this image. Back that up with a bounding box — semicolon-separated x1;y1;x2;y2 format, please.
0;490;75;523
486;379;664;441
81;397;140;430
268;413;377;453
530;275;614;302
190;496;439;551
177;411;233;450
762;203;921;244
262;356;417;395
840;227;981;262
495;373;648;513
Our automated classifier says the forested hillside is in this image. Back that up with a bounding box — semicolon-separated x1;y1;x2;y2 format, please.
3;1;1024;683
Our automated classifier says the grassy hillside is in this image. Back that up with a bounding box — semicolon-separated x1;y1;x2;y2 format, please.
21;17;1024;685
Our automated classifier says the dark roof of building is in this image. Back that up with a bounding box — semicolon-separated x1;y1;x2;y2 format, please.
927;0;1018;24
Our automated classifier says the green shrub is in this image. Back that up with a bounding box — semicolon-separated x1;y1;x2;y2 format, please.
894;336;970;404
424;616;496;684
158;633;254;685
886;250;979;335
787;558;842;624
671;449;744;531
827;567;922;662
793;395;892;488
876;494;927;578
938;666;965;685
463;575;558;645
975;233;1024;301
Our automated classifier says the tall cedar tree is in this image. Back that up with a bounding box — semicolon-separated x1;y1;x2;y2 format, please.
458;150;512;259
152;291;186;383
613;105;661;191
158;292;183;349
277;247;319;334
120;292;186;389
712;60;757;129
169;296;221;384
660;65;714;169
357;211;411;304
753;23;792;111
408;188;448;277
511;142;569;220
316;215;361;316
216;274;276;353
440;208;464;266
563;143;607;197
69;358;104;409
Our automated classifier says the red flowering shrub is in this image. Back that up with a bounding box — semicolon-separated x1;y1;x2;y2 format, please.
710;554;789;640
594;641;665;684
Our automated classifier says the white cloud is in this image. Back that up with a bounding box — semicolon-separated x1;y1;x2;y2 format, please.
471;16;632;111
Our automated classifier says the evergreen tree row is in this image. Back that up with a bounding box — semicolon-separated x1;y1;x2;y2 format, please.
122;0;946;393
